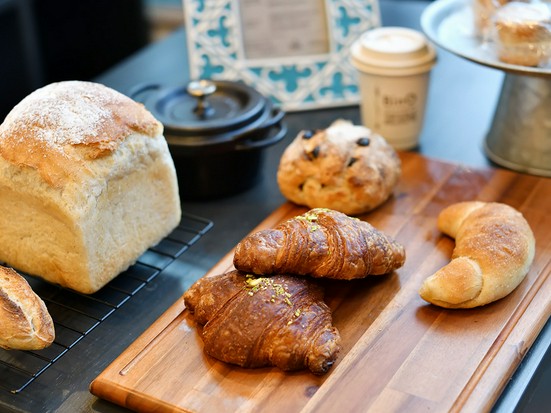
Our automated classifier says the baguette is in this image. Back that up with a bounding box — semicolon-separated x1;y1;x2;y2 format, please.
419;201;536;308
0;266;55;350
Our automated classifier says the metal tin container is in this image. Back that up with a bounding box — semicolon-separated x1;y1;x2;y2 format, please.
485;74;551;177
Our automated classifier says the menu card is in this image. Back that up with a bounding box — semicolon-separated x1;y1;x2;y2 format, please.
238;0;329;59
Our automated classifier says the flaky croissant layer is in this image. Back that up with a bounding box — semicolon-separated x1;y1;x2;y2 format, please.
234;208;405;280
184;270;341;375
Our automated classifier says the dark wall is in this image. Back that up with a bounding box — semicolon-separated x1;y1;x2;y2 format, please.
34;0;149;83
0;3;32;120
0;0;149;120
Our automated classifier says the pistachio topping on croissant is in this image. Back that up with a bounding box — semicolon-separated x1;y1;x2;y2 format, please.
184;270;341;375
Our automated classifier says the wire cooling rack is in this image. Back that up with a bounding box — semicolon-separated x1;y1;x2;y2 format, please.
0;212;213;394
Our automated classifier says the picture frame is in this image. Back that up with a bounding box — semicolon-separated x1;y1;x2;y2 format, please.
183;0;381;111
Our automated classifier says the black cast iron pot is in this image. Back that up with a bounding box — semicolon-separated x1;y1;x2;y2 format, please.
130;80;286;200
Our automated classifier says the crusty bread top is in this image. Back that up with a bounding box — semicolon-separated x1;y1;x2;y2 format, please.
0;81;163;188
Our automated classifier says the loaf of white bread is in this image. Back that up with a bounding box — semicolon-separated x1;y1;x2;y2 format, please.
0;265;55;350
0;81;181;294
419;201;535;309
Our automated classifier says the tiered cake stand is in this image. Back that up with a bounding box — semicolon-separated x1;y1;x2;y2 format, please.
422;0;551;177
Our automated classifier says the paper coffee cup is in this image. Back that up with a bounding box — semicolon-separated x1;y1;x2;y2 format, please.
351;27;437;150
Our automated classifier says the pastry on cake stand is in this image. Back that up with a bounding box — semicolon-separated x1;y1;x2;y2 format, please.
422;0;551;177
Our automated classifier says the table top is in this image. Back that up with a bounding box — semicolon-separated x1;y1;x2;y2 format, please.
0;1;549;412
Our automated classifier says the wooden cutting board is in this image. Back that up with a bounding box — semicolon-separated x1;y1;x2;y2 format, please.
90;152;551;413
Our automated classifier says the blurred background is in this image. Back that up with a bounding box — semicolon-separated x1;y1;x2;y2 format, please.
0;0;184;120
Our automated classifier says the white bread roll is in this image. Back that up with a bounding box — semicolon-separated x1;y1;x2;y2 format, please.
419;201;535;309
0;81;181;294
0;266;55;350
493;2;551;67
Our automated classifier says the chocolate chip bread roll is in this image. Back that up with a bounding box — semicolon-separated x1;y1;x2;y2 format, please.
277;120;401;216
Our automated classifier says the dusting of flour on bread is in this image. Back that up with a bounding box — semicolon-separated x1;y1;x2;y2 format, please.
0;81;162;187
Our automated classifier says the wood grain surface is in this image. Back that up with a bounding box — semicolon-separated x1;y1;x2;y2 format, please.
90;152;551;413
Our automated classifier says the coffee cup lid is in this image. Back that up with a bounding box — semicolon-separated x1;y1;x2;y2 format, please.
351;27;436;76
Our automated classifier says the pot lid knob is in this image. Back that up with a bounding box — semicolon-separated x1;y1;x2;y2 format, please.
187;80;217;119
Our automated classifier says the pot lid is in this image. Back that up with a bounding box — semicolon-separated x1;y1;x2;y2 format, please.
137;80;269;137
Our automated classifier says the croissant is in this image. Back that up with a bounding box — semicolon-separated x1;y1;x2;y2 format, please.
184;270;341;375
233;208;405;280
419;201;536;309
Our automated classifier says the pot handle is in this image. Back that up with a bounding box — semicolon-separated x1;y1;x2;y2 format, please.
127;83;162;103
235;107;287;151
